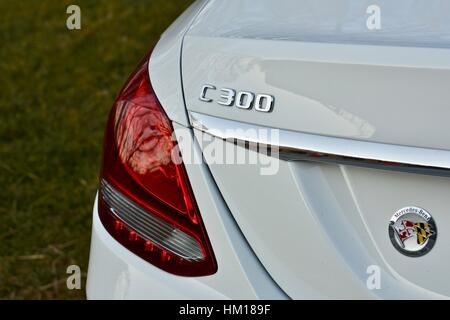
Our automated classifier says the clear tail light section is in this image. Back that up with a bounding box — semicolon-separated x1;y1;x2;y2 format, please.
98;54;217;276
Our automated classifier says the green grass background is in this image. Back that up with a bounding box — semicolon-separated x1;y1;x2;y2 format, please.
0;0;193;299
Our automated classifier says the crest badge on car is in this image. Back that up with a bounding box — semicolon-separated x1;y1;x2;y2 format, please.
388;206;437;257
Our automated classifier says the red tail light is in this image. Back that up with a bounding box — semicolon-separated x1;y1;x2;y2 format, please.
98;54;217;276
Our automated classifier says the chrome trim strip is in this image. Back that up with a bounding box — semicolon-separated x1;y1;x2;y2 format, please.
190;111;450;177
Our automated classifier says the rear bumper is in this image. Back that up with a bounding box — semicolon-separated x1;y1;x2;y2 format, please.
86;195;285;299
87;195;228;299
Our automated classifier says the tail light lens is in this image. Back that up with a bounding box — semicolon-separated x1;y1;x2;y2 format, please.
98;54;217;276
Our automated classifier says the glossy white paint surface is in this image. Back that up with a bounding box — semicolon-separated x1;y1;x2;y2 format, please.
148;0;208;126
194;136;449;298
190;0;450;47
182;37;450;150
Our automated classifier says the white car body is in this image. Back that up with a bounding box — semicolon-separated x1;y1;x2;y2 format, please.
87;0;450;299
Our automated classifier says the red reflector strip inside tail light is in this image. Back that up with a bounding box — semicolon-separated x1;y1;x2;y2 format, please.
98;54;217;276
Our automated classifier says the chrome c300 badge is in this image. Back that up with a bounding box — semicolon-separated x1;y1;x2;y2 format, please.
389;206;437;257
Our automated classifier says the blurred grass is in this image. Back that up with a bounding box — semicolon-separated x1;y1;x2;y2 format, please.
0;0;193;299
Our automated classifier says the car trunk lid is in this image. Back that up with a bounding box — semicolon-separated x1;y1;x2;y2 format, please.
181;0;450;298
